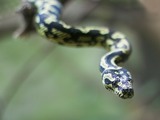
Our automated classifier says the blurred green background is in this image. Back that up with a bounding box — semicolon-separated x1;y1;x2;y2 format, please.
0;0;160;120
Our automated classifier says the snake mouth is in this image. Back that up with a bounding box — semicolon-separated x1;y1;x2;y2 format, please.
119;88;134;99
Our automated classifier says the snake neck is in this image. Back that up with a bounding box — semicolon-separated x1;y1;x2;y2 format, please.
100;33;131;73
100;49;129;73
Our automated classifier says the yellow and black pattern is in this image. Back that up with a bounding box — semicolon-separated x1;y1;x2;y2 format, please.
26;0;134;99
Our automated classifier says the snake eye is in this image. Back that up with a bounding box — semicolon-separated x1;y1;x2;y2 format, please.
128;79;133;83
112;81;119;88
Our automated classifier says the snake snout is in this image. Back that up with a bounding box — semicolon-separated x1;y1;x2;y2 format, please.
121;88;134;99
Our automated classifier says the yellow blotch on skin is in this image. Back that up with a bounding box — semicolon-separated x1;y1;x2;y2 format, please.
106;39;114;45
99;28;109;35
44;16;57;24
35;16;40;23
78;26;96;33
37;24;48;36
116;39;127;48
111;32;125;39
59;21;72;29
50;28;71;42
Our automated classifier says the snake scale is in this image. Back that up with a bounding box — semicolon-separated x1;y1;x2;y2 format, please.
22;0;134;99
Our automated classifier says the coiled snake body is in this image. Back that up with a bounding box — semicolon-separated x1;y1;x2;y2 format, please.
23;0;134;99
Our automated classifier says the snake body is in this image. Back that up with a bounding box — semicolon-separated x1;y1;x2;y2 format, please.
25;0;134;99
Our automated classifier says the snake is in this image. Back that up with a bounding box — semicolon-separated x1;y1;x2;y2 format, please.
22;0;134;99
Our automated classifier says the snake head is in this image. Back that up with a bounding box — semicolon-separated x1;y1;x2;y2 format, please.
102;68;134;99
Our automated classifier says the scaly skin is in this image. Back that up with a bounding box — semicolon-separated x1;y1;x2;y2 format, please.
24;0;134;99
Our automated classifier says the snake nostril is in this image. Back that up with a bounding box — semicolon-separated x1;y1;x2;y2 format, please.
122;89;134;98
123;88;133;93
